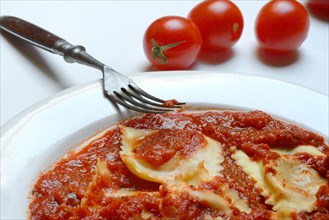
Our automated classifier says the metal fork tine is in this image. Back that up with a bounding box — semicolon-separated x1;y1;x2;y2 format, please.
105;69;184;112
113;91;172;112
115;91;173;112
109;94;166;113
128;84;185;106
121;87;166;107
128;84;165;103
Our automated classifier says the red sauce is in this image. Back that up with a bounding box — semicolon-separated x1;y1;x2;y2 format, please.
296;153;328;178
316;185;329;209
29;110;329;219
162;99;178;107
134;129;206;167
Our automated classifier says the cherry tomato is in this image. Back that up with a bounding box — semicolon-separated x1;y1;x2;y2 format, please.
307;0;329;21
255;0;310;53
143;16;202;70
188;0;244;51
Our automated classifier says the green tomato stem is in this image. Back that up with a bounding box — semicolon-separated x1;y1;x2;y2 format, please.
151;38;185;64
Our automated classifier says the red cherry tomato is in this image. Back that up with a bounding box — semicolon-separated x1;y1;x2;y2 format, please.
307;0;329;21
255;0;310;53
143;16;202;70
188;0;244;51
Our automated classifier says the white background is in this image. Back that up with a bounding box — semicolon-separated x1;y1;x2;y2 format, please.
1;0;328;126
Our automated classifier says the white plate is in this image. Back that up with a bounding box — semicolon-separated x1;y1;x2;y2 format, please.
1;71;328;219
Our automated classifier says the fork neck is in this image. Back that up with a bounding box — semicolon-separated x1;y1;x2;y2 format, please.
55;41;106;71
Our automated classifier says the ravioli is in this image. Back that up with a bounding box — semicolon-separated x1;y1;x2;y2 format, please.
271;145;326;156
119;126;224;185
81;158;159;210
81;158;111;209
232;145;328;214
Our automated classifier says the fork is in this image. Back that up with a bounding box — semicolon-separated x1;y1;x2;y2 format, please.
0;16;184;113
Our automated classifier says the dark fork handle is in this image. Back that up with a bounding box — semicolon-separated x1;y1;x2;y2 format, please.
0;16;104;70
0;15;71;55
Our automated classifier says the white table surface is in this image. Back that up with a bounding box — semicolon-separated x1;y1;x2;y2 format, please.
1;0;328;127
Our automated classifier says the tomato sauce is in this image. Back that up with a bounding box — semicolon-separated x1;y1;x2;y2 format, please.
29;110;329;220
134;129;206;167
162;99;178;107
